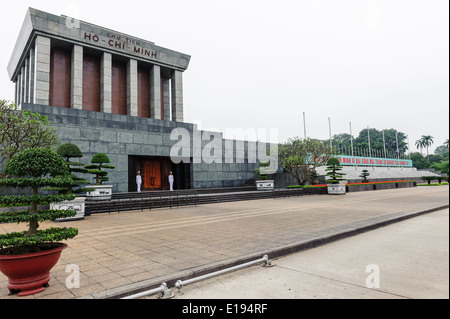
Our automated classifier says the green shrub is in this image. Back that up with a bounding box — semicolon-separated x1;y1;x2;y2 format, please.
0;148;78;255
421;176;435;185
46;143;93;194
85;153;115;185
359;169;370;183
254;161;271;181
325;157;346;184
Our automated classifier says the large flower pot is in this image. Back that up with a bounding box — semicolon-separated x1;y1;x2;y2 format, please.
85;185;112;201
256;180;274;191
51;197;86;222
0;243;67;296
327;184;346;195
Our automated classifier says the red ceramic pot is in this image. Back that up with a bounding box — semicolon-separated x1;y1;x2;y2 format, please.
0;243;67;296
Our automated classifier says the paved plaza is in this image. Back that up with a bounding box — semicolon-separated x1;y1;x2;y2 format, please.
175;208;449;299
0;186;448;299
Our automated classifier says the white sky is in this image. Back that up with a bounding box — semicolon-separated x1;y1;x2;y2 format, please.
0;0;448;153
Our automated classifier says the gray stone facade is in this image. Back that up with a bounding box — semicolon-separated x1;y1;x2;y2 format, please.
8;7;190;121
8;8;273;193
8;8;190;80
22;104;262;193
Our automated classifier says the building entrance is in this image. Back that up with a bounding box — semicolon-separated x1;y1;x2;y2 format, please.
128;156;191;192
144;161;161;189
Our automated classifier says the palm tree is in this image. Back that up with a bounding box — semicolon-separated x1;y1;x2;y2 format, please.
420;135;434;158
445;139;449;150
415;139;424;156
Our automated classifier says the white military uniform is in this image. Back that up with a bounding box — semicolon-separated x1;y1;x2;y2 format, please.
136;174;142;192
169;173;174;191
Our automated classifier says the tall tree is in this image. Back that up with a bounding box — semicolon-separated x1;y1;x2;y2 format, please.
0;100;59;173
420;135;434;158
353;128;407;157
410;152;430;169
278;137;332;185
415;139;424;155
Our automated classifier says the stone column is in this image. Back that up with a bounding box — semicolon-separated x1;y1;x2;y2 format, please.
15;80;18;106
150;65;161;120
24;59;29;103
71;45;83;110
101;52;112;113
162;77;171;121
127;59;138;117
28;46;35;104
21;66;26;106
16;72;22;107
171;70;184;122
34;35;51;105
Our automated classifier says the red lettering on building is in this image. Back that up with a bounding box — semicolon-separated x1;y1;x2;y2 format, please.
343;157;352;164
84;32;99;42
84;32;161;61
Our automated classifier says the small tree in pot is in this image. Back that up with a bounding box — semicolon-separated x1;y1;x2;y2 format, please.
0;147;78;296
84;153;115;200
44;143;93;195
254;161;275;191
359;169;370;183
44;143;94;220
325;157;347;195
56;143;93;194
85;153;115;185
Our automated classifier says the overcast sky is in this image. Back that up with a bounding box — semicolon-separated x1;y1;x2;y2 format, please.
0;0;448;153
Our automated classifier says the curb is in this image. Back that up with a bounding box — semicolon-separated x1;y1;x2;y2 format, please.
85;204;449;299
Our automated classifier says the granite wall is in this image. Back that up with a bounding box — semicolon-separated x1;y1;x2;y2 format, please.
22;104;266;193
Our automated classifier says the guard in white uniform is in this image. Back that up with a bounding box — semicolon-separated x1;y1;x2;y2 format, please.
136;171;142;192
169;171;174;191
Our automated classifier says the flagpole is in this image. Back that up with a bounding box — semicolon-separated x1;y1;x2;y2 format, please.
328;117;332;153
303;112;307;140
350;121;354;157
395;131;400;159
367;126;372;158
407;135;411;160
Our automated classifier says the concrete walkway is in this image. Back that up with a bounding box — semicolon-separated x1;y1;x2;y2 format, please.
0;185;448;299
175;208;449;299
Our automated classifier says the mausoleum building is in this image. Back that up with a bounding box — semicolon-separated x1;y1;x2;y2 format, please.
8;8;271;192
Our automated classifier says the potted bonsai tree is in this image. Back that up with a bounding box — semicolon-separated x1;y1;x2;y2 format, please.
325;157;347;195
85;153;115;201
47;143;94;221
0;147;78;296
254;161;275;191
359;169;370;183
310;170;319;185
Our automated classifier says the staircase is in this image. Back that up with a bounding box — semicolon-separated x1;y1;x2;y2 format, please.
84;187;309;215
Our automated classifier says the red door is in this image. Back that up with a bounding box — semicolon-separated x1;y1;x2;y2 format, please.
144;161;161;189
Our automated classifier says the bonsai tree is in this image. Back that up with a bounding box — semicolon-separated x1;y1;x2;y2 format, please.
359;169;370;183
254;161;271;181
310;170;319;185
45;143;93;194
0;148;78;255
421;176;434;185
325;157;346;184
85;153;115;185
